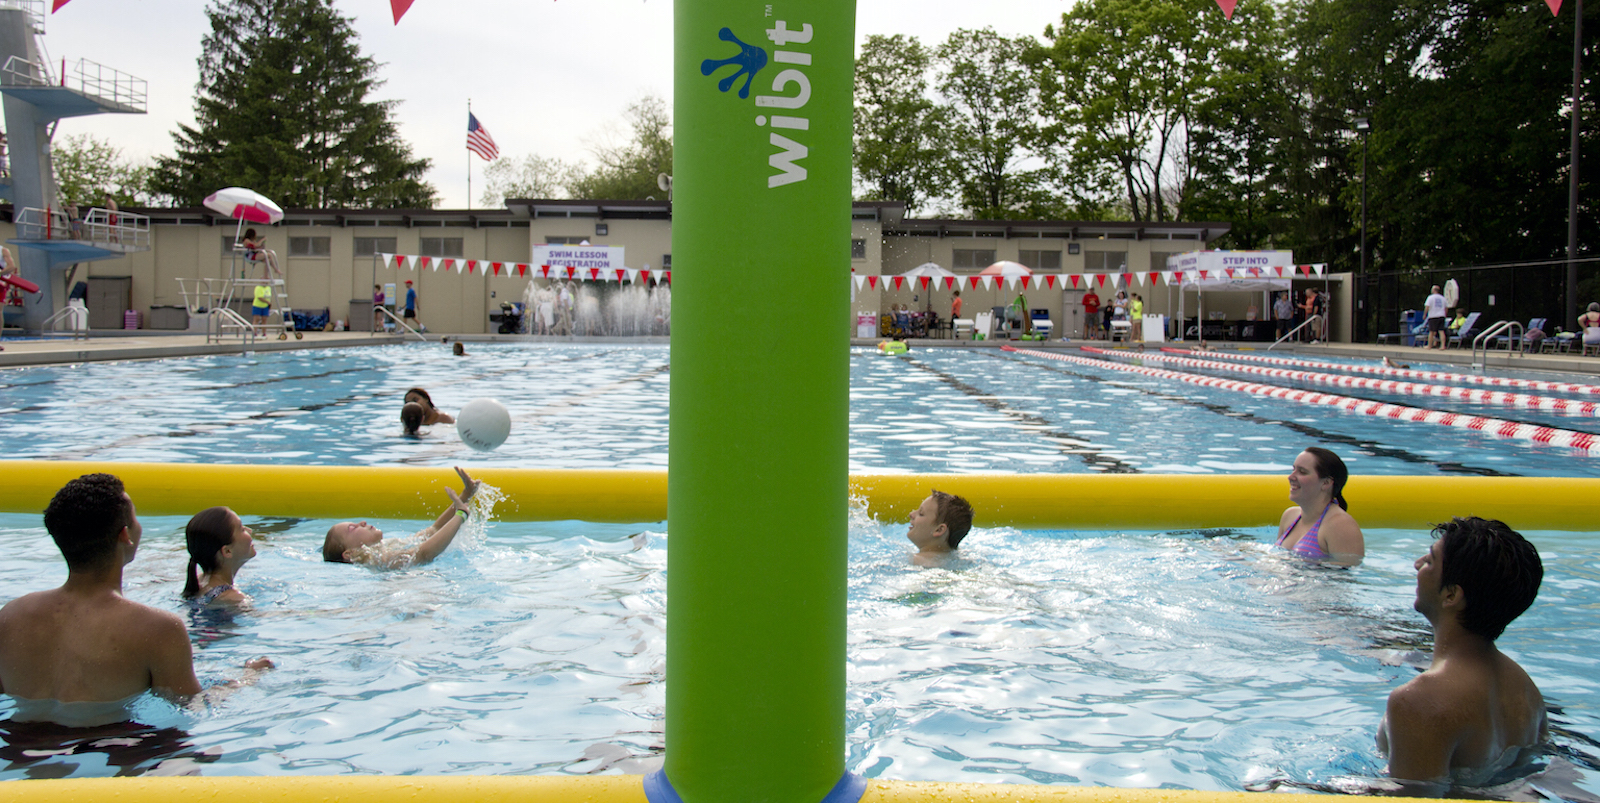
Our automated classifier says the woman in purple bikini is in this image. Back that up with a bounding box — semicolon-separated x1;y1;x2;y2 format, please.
1276;447;1365;566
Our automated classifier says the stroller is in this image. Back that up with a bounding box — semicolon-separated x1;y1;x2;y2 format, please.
496;301;525;334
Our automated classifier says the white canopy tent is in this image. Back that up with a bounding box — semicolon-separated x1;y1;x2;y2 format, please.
1167;251;1295;342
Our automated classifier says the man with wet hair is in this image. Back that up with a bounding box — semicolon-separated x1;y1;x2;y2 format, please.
0;474;269;725
1379;516;1546;786
905;489;975;567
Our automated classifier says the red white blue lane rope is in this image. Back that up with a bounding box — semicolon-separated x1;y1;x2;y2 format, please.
1093;349;1600;416
1160;348;1600;396
1001;346;1600;453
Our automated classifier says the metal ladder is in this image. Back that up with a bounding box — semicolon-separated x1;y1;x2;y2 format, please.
1471;320;1524;371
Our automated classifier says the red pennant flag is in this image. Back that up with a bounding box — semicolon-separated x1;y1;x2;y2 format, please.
466;260;476;274
662;271;670;283
919;277;930;290
51;0;71;11
892;276;905;290
420;256;433;270
564;267;576;280
868;276;879;290
516;264;527;277
586;268;598;280
1020;276;1032;290
390;0;414;24
1148;272;1160;285
1069;275;1081;288
1214;0;1236;20
640;270;652;282
944;277;955;289
539;265;550;278
969;276;982;289
1096;274;1108;287
1547;0;1562;14
392;255;405;269
1044;276;1057;289
616;269;627;282
1121;273;1133;286
1198;270;1210;280
1174;272;1185;282
1299;264;1311;276
492;263;503;276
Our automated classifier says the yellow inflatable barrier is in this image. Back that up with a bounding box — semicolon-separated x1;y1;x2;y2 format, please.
1;461;1597;531
0;774;1473;803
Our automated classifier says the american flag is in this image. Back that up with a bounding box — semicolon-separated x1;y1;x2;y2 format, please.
467;113;499;161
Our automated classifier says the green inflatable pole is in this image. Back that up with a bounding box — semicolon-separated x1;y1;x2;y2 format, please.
662;1;855;801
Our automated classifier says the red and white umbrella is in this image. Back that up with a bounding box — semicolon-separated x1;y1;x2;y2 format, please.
978;261;1032;278
203;187;284;225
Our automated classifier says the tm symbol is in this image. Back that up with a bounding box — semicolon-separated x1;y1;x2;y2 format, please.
765;4;773;16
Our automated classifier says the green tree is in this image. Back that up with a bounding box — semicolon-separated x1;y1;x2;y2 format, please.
51;134;153;208
150;0;435;208
852;34;949;214
1035;0;1246;223
936;28;1052;219
567;95;673;200
480;154;582;206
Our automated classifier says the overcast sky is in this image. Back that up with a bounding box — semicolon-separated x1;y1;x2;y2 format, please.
45;0;1074;208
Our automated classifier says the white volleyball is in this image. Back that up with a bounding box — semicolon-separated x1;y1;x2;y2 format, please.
456;398;511;451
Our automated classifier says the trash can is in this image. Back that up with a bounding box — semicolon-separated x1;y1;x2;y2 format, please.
1401;310;1420;347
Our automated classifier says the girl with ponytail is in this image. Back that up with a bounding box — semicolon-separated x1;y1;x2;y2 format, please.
1275;447;1365;566
183;507;257;606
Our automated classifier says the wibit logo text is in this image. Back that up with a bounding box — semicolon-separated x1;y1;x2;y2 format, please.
701;20;816;189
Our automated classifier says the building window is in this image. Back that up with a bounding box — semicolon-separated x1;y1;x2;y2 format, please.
851;239;867;260
1019;250;1061;270
420;237;464;257
952;249;996;270
1150;252;1182;272
545;236;587;245
595;223;609;236
354;237;398;257
1083;250;1127;272
289;236;332;257
661;254;672;268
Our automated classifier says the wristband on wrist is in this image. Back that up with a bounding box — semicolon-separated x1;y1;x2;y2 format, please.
455;508;468;520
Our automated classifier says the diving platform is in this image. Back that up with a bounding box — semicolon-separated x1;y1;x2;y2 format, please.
9;205;151;267
0;55;146;117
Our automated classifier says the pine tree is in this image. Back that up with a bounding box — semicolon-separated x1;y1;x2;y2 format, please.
150;0;436;208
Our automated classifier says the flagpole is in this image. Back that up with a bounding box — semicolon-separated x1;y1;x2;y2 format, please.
467;98;473;210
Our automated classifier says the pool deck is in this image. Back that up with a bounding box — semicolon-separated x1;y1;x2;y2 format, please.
3;330;1599;378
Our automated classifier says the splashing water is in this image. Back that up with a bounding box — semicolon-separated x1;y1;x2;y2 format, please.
520;280;670;336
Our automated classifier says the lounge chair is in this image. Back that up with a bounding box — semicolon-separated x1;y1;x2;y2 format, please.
1446;312;1483;349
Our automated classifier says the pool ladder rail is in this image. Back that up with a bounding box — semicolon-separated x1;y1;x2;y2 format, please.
375;304;428;342
1472;320;1525;371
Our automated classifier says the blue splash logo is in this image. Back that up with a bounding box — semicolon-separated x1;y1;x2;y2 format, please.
701;28;767;100
701;21;815;188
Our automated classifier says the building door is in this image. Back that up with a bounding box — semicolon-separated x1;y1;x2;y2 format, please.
87;277;132;330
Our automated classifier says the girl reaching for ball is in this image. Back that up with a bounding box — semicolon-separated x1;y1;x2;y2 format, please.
401;387;455;436
321;467;479;568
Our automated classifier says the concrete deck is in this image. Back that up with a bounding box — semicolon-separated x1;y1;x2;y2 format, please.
3;330;1598;378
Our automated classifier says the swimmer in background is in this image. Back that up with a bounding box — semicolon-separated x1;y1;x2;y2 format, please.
400;387;455;436
182;507;258;608
1382;356;1411;370
452;341;467;357
1275;447;1364;566
322;467;479;568
906;489;974;567
1378;516;1545;789
0;474;271;727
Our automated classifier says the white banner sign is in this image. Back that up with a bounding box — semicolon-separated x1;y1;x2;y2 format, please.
532;244;627;272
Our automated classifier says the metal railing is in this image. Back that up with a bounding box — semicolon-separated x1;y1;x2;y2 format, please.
207;307;257;346
1269;315;1323;350
38;304;88;340
17;206;151;249
1472;320;1524;371
0;55;146;112
374;305;428;342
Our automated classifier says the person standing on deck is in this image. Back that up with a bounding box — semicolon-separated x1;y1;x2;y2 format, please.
403;280;420;330
1424;285;1449;349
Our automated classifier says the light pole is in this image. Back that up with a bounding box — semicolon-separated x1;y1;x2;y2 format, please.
1355;116;1371;340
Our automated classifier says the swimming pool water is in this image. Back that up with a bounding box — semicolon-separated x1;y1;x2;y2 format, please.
3;344;1599;792
3;344;1599;475
1;510;1595;794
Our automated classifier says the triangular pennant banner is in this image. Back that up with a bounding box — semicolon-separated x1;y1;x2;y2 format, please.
1044;275;1057;289
589;268;601;281
565;267;577;280
1120;273;1133;287
1299;264;1312;276
390;254;404;269
1148;272;1160;285
982;276;995;291
1173;271;1185;283
1069;274;1081;288
390;0;414;24
854;275;867;291
867;276;879;290
892;276;905;290
919;276;930;290
1547;0;1562;15
1198;270;1210;280
420;256;433;271
968;276;982;289
1215;0;1237;20
616;269;628;282
517;264;527;277
943;276;956;290
1005;277;1018;291
1020;276;1032;290
1313;263;1327;277
466;260;477;274
1096;274;1108;288
662;270;670;283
